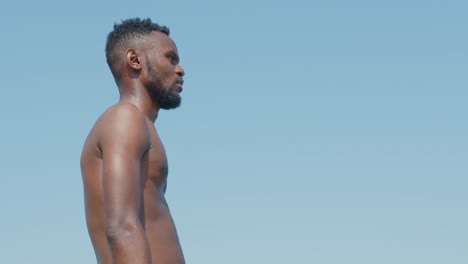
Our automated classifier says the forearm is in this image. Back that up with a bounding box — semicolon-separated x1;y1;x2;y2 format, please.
107;224;152;264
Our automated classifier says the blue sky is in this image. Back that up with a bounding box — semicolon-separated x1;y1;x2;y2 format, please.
0;1;466;263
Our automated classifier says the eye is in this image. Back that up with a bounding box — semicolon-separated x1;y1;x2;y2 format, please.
168;54;177;65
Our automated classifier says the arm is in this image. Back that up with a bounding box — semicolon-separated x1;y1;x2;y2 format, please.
100;105;151;264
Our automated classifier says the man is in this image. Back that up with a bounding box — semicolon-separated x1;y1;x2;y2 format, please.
80;18;186;264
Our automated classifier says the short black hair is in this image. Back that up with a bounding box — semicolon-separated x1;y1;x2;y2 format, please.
105;18;170;79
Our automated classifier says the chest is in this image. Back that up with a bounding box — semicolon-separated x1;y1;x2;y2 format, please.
141;131;169;191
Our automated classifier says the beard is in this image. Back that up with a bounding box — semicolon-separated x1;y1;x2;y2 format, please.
146;62;181;110
147;80;181;110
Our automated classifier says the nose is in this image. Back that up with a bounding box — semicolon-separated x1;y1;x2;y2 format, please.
176;64;185;77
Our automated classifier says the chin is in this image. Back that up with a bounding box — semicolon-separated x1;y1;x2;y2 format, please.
159;96;181;110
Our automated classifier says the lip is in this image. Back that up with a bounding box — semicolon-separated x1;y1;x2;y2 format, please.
177;83;183;92
176;80;184;92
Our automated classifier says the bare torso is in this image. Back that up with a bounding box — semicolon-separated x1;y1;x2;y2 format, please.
81;104;185;264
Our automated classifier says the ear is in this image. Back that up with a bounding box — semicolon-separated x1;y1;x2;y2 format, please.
126;48;142;71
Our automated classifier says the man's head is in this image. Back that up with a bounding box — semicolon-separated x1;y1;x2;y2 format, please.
105;18;185;109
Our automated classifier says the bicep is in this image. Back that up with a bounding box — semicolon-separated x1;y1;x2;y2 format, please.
102;151;142;222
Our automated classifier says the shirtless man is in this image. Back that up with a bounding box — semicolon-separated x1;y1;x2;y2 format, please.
80;18;185;264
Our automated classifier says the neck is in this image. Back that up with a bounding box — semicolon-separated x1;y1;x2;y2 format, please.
117;80;160;123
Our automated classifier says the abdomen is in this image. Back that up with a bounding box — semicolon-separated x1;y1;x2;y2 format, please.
143;187;185;264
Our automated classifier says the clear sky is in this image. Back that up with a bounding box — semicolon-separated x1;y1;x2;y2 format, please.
0;1;466;263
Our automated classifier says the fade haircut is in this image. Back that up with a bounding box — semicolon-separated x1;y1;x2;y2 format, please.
105;18;170;79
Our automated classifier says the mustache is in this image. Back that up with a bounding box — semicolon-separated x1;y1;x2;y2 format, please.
175;78;184;85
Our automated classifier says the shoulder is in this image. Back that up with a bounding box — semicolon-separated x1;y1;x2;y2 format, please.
103;102;145;118
96;103;151;153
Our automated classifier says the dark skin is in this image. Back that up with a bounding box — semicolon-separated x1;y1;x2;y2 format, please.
81;31;185;264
